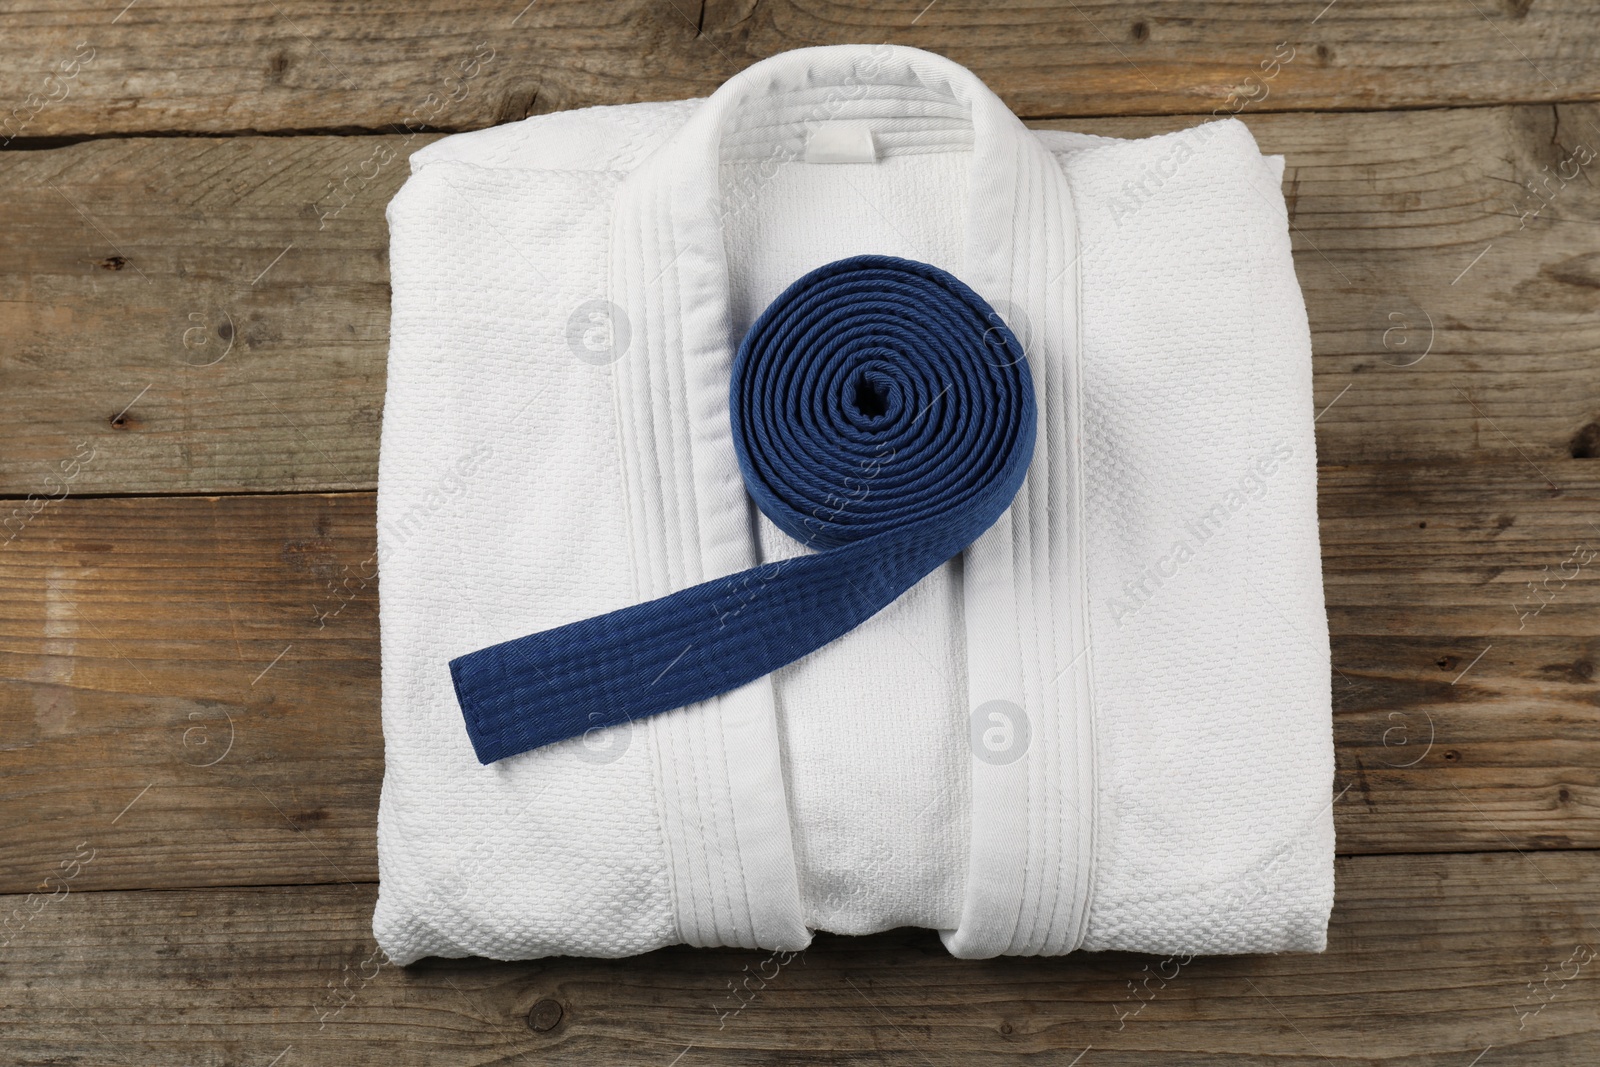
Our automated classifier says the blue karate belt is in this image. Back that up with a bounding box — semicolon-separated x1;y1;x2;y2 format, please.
450;254;1037;764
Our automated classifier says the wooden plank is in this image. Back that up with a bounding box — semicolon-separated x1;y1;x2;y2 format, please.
3;104;1599;495
0;493;382;895
0;133;414;496
0;852;1595;1065
1322;459;1600;852
0;484;1596;895
2;0;1600;139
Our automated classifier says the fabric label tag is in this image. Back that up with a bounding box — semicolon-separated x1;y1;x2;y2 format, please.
804;122;878;164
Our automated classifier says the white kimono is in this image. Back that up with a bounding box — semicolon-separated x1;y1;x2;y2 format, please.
374;43;1333;964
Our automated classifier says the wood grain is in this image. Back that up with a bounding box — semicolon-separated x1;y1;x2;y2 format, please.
1;852;1595;1065
0;481;1595;895
0;133;412;495
2;0;1600;139
4;104;1599;495
0;492;381;895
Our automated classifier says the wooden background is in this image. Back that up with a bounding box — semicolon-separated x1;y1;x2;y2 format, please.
2;1;1598;1063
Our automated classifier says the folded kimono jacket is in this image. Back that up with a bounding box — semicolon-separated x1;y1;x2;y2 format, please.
374;43;1334;964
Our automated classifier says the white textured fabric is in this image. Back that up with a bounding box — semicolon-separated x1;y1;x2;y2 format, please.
374;44;1333;965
